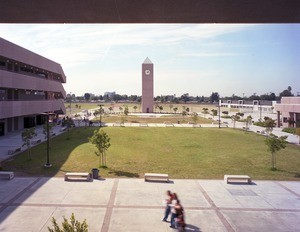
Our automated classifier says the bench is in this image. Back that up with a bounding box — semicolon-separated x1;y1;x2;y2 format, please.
7;147;21;155
144;173;169;182
64;172;91;181
0;171;14;180
139;123;148;127
224;175;251;184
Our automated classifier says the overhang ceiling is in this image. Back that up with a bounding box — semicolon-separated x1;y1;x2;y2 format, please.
0;0;300;23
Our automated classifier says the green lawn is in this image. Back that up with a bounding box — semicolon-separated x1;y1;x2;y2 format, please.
3;127;300;180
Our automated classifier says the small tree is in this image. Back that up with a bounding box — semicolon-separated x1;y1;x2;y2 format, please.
173;107;178;114
265;118;276;136
202;108;209;115
265;133;287;170
108;106;113;114
245;115;252;130
48;213;88;232
231;114;240;129
21;127;37;160
191;112;198;126
89;129;111;167
211;109;217;118
133;105;138;113
159;106;163;113
124;105;129;116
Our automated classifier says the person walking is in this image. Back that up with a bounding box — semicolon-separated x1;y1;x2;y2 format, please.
162;190;173;222
175;200;185;232
170;193;179;228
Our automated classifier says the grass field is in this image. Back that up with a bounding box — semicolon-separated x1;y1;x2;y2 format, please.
3;127;300;180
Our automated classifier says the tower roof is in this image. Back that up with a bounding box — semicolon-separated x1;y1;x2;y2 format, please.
143;57;152;64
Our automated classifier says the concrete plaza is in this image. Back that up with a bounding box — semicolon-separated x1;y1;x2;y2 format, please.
0;177;300;232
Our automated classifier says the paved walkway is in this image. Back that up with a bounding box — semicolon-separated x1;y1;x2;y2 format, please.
0;178;299;231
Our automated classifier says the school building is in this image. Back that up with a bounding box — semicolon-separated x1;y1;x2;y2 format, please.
0;37;66;136
275;97;300;128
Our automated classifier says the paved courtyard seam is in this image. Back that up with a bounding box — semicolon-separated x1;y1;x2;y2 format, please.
195;180;235;232
275;181;300;197
0;177;41;215
101;179;119;232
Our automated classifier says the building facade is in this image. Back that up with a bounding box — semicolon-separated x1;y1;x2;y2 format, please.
275;97;300;128
219;100;276;114
0;38;66;136
141;57;154;113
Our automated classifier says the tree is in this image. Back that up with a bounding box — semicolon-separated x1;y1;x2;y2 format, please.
124;105;129;116
202;108;209;117
279;86;293;98
133;105;138;113
264;134;287;170
245;115;252;130
191;112;198;126
182;110;187;118
210;92;219;103
89;129;111;167
108;106;113;114
119;106;123;114
159;105;163;113
84;93;91;101
21;128;37;160
48;213;88;232
173;107;178;114
265;118;276;136
222;111;229;116
211;109;217;118
231;114;240;129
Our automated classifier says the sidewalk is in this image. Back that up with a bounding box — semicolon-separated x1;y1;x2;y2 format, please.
0;177;299;231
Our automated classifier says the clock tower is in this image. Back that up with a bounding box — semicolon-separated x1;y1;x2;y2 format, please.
142;57;154;113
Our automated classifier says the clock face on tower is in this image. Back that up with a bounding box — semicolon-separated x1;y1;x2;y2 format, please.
145;69;151;75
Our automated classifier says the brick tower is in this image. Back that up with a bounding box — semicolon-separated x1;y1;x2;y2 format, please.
142;57;154;113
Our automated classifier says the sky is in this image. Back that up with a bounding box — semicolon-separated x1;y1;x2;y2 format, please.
1;24;299;98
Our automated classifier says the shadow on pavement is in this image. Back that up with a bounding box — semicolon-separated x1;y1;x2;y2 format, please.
185;224;201;231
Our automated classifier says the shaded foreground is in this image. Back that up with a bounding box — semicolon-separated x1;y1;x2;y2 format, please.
2;127;300;180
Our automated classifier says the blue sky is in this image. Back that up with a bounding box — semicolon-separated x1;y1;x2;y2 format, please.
1;24;299;97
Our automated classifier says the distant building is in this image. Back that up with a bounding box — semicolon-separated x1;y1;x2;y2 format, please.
0;38;66;136
142;57;154;113
219;100;276;114
104;91;116;99
275;97;300;128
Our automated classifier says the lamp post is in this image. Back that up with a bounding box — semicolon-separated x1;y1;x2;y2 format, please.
69;92;72;117
98;104;104;127
42;112;56;168
218;101;221;128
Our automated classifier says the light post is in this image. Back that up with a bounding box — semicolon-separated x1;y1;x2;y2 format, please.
42;112;56;168
69;92;72;117
218;101;221;128
98;104;104;127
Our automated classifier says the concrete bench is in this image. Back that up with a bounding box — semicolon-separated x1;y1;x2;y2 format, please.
144;173;169;182
224;175;251;184
139;123;148;127
7;147;21;155
0;171;14;180
64;172;91;181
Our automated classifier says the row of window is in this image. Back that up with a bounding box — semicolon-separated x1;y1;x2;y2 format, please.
0;55;62;82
